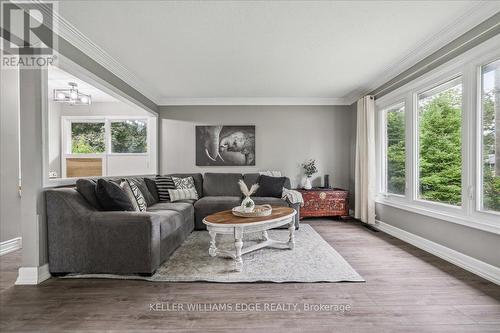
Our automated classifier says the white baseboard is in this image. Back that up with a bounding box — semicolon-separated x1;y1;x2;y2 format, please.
375;220;500;285
15;264;51;285
0;237;22;256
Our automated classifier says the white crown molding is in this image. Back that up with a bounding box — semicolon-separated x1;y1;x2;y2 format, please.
160;97;349;106
0;237;22;256
375;220;500;286
344;1;500;104
25;1;161;105
15;264;51;285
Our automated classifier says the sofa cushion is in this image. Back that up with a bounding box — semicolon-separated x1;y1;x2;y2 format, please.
144;178;159;203
96;179;135;211
149;210;184;239
251;197;289;207
194;196;241;219
255;175;287;198
76;179;101;210
147;202;194;224
167;173;203;197
203;173;243;196
127;177;156;206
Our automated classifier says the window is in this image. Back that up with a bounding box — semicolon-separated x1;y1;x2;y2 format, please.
480;59;500;213
71;122;105;154
417;77;462;206
375;37;500;232
383;103;405;195
111;120;147;153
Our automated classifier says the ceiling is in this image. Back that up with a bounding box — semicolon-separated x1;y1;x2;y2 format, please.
48;66;118;102
56;1;499;105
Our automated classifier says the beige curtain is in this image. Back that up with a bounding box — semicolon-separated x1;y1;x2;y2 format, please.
355;96;376;224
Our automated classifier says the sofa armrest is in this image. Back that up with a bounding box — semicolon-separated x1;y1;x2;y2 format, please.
87;212;162;274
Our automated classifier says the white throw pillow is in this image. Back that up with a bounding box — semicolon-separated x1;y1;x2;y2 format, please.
168;188;199;202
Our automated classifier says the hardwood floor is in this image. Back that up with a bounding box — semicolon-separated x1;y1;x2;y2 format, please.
1;219;499;332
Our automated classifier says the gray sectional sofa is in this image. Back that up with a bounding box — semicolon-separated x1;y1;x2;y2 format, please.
45;172;300;275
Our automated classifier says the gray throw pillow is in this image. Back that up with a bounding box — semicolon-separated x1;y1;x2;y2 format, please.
255;175;287;198
144;178;159;203
76;179;101;210
95;179;135;211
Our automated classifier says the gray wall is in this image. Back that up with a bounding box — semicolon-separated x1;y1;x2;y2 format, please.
376;204;500;268
159;106;354;189
0;68;22;243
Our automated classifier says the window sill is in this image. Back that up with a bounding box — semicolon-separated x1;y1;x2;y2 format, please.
375;197;500;235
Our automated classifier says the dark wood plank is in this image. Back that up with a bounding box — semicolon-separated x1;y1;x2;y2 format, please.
0;219;499;332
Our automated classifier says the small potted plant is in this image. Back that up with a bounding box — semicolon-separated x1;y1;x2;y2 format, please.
301;159;317;190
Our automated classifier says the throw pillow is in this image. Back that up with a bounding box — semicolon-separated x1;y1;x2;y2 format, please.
255;175;287;198
128;177;155;206
172;176;196;189
75;179;101;210
121;180;140;211
126;179;147;212
144;178;159;203
168;188;199;202
155;175;176;202
95;179;135;211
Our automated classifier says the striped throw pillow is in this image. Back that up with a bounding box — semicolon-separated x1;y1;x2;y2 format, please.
155;176;176;202
168;188;199;202
126;179;147;212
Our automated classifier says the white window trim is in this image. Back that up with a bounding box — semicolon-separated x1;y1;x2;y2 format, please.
60;115;152;179
62;116;150;155
376;99;407;197
375;33;500;235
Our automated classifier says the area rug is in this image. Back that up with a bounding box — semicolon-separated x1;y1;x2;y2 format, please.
63;224;364;283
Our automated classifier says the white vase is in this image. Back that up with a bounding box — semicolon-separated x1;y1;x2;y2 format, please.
241;196;255;213
303;177;312;190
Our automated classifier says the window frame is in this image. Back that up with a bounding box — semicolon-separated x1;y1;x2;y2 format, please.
65;118;107;155
62;116;150;156
476;57;500;218
375;33;500;235
376;99;407;198
108;118;150;155
414;74;464;210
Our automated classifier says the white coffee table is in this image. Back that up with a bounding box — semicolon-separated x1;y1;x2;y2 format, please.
202;206;297;272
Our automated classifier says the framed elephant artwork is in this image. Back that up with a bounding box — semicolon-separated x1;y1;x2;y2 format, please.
196;125;255;166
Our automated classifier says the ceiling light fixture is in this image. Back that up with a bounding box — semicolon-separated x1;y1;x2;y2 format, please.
53;82;92;105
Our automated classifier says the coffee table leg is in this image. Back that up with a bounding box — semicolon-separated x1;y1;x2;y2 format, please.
288;220;295;250
234;228;243;272
208;230;217;257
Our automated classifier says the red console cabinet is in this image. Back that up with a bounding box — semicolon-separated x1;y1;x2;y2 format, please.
297;188;349;219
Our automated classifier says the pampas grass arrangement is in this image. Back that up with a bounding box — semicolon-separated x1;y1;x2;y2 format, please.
238;179;259;197
238;180;259;212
